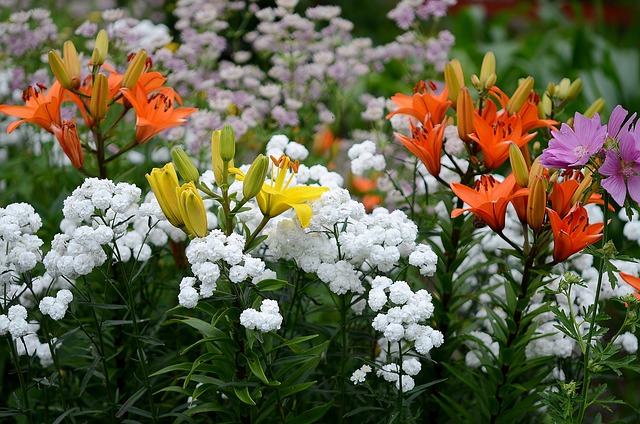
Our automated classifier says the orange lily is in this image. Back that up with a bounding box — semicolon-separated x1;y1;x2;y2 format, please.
0;82;64;133
469;112;535;171
549;172;607;218
120;86;197;144
394;119;446;176
51;118;84;168
386;80;452;127
450;174;527;232
547;203;603;263
489;86;557;132
619;273;640;301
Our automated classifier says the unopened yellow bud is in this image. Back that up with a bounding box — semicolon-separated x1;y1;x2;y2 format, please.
171;146;200;183
63;41;81;89
538;93;553;118
146;163;184;228
509;143;529;187
211;130;233;187
243;154;269;200
444;60;464;104
546;82;556;96
506;76;534;115
484;73;497;90
527;176;547;232
566;79;582;102
48;50;73;90
556;78;571;100
528;157;543;188
220;124;236;162
470;74;481;90
570;170;593;206
584;97;605;119
90;73;108;120
548;171;559;185
457;87;475;142
177;182;208;238
121;49;147;89
91;29;109;66
479;51;496;87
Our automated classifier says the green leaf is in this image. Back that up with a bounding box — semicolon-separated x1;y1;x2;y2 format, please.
279;381;316;397
288;401;333;424
150;362;193;377
245;351;276;385
116;387;147;418
256;278;290;292
267;334;319;354
233;385;256;405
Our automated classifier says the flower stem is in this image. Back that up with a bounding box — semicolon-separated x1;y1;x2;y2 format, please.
7;337;33;423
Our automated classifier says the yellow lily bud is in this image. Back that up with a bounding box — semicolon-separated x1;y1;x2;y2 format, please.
566;78;582;102
456;87;475;142
146;163;184;228
538;93;553;118
220;124;236;162
171;146;200;183
584;97;605;119
528;157;543;188
444;60;463;105
527;176;547;232
548;171;559;185
556;78;571;100
570;170;593;206
470;74;481;90
509;143;529;187
63;41;81;89
546;82;556;96
121;49;147;89
90;73;108;120
211;130;233;187
243;154;269;200
484;73;497;90
91;29;109;66
479;51;496;88
177;182;208;238
506;76;534;115
48;50;73;90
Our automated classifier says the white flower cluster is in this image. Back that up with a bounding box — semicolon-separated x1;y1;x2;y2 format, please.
0;304;56;366
39;289;73;321
369;276;443;354
350;364;372;384
348;140;386;176
264;188;438;295
0;304;29;338
239;299;283;333
0;203;44;285
265;134;309;161
376;357;422;392
180;230;269;308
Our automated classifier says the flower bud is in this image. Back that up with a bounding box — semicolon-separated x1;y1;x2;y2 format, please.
556;78;571;100
90;73;108;120
509;143;529;187
220;124;236;162
570;170;593;206
506;76;534;115
172;146;200;183
121;49;147;89
584;97;605;119
146;163;184;228
479;51;496;88
63;41;81;89
528;157;543;188
444;59;463;105
566;78;582;102
527;175;546;232
51;119;84;168
484;73;497;90
91;29;109;66
211;130;234;187
546;82;556;96
456;87;475;142
538;93;553;118
48;50;73;90
243;154;269;200
470;74;481;90
177;182;208;238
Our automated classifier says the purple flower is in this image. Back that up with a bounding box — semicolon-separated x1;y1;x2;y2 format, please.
607;104;637;140
599;130;640;206
538;112;607;168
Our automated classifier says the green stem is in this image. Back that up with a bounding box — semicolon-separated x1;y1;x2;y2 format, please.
243;215;271;253
577;195;610;422
7;337;33;423
338;294;350;424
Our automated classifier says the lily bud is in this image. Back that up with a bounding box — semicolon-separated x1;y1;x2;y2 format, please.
146;163;184;228
211;130;234;187
456;87;475;142
90;73;108;120
51;119;84;168
48;50;73;90
470;74;481;90
444;60;463;104
506;76;534;115
484;73;497;90
584;97;605;119
538;93;553;118
220;124;236;162
121;49;147;89
546;82;556;96
570;170;593;206
556;78;571;100
566;78;582;102
243;154;269;200
528;157;544;188
509;143;529;187
63;41;81;89
172;146;200;183
91;29;109;66
527;176;547;232
177;182;208;238
479;51;496;88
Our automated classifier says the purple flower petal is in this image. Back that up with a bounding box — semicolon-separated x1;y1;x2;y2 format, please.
598;150;621;177
601;174;627;206
627;175;640;205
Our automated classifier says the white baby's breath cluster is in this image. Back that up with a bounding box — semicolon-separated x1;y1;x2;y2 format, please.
350;364;372;384
348;140;386;176
179;230;269;308
0;203;44;286
239;298;283;333
0;305;55;366
265;134;309;161
39;289;73;321
376;358;422;392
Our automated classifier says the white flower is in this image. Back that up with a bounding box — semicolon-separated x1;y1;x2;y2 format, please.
402;357;421;376
178;285;199;309
350;364;372;384
240;299;283;333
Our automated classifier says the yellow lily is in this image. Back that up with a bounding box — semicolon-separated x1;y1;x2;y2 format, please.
177;182;208;238
146;163;184;228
